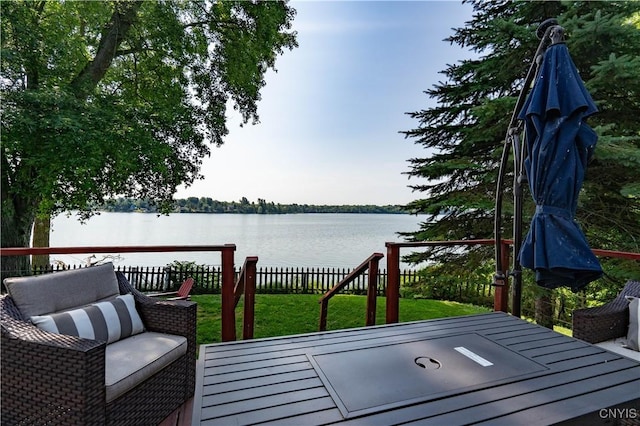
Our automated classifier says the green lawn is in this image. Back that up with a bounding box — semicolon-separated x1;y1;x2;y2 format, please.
191;294;491;346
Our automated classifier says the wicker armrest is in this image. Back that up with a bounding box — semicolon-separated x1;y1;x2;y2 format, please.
573;280;640;344
116;271;197;397
1;294;107;425
116;271;197;339
573;304;629;344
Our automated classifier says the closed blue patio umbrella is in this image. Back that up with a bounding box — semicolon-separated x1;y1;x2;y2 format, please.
517;36;603;292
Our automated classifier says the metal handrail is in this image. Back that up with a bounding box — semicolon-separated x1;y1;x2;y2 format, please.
318;252;384;331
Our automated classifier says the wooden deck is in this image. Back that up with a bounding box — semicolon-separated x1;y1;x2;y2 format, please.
159;397;193;426
193;312;640;425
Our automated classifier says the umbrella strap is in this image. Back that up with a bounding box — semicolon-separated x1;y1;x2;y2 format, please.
535;205;572;220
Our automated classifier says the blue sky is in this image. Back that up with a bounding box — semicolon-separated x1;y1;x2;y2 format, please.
176;0;474;205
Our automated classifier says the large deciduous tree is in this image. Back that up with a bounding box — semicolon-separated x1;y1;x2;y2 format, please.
403;1;640;283
1;1;297;273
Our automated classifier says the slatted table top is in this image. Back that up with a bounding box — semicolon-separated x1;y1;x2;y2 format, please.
193;312;640;425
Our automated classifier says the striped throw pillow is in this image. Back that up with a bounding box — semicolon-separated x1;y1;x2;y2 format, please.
30;294;144;344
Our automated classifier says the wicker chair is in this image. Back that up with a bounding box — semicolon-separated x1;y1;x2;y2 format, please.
1;270;196;426
573;280;640;344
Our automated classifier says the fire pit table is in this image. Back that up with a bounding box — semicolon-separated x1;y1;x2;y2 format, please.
193;312;640;425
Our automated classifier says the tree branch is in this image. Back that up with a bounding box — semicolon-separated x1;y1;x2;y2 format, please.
1;150;13;205
70;1;143;99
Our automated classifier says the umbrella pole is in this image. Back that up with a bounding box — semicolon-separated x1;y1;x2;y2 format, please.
511;131;526;317
494;19;558;316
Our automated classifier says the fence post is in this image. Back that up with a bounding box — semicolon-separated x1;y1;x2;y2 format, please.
385;243;400;324
221;245;236;342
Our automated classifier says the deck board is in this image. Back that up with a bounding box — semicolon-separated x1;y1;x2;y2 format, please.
193;312;640;425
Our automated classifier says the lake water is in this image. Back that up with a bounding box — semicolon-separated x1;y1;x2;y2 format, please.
50;213;424;269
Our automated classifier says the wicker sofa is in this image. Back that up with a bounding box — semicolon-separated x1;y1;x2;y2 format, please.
573;280;640;344
1;263;196;425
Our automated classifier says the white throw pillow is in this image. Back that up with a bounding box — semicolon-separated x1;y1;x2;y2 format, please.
30;294;144;344
625;296;639;351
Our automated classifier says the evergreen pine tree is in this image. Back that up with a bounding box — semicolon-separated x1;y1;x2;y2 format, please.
402;1;640;287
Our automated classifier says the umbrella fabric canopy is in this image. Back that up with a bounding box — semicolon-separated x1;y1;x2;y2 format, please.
518;42;603;292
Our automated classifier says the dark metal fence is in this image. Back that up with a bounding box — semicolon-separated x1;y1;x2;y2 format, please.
29;263;495;304
31;264;423;295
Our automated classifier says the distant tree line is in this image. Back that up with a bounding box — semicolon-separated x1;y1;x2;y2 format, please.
101;197;407;214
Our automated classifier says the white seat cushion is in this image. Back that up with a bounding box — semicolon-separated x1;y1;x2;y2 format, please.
626;296;639;351
105;332;187;402
596;337;640;362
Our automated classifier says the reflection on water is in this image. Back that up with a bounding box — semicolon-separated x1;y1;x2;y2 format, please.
50;213;424;269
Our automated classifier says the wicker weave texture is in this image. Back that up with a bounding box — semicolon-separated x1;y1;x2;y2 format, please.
2;270;196;426
573;280;640;344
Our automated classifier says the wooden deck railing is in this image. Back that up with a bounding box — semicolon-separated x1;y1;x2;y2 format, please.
231;256;259;341
385;239;640;322
318;253;383;331
4;241;636;339
0;245;239;342
386;240;499;323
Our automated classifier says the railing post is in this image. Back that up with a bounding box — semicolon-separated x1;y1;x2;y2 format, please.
493;240;510;313
221;245;236;342
243;257;258;340
319;299;329;331
366;257;381;326
386;243;400;324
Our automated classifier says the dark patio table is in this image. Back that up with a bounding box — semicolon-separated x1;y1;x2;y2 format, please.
193;312;640;425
